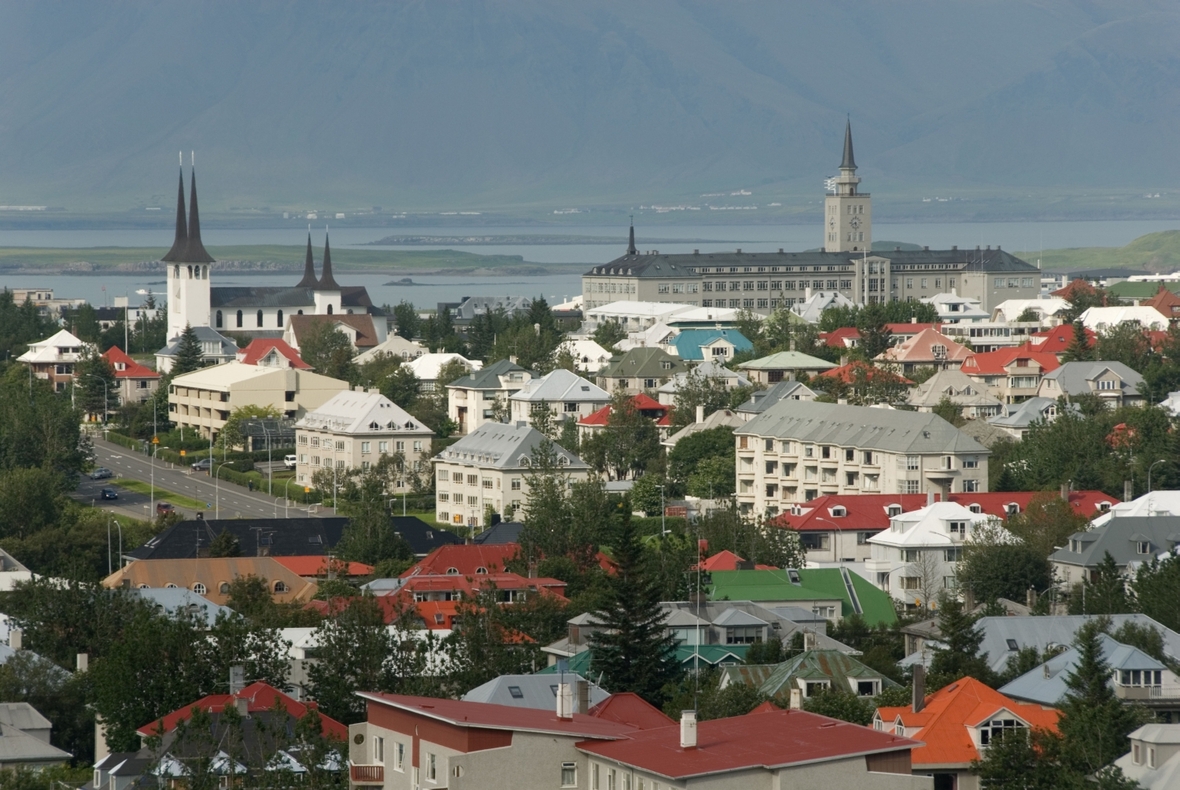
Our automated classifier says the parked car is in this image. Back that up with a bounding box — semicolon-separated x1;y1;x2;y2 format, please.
284;454;297;470
156;502;176;515
191;458;213;472
100;487;118;500
89;468;113;480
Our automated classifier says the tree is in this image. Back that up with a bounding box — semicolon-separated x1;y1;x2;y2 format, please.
592;320;626;352
1061;320;1092;364
928;594;993;689
972;725;1061;790
217;404;282;454
958;521;1052;604
667;373;733;428
630;474;665;517
382;365;421;410
589;514;680;706
334;458;416;565
392;301;420;340
299;322;357;381
1004;494;1090;560
1096;321;1155;373
1131;554;1180;632
172;323;205;375
686;456;735;499
74;347;119;421
0;651;92;763
579;390;661;480
207;529;242;557
1069;552;1132;615
802;688;876;725
667;426;735;490
1015;307;1041;323
932;395;966;427
855;303;893;360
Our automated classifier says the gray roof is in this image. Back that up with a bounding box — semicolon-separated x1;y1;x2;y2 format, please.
978;614;1180;672
1050;515;1180;569
0;703;51;734
735;381;816;415
841;119;857;170
908;369;1003;409
434;421;588;471
131;588;234;627
737;351;836;372
0;723;71;764
712;608;769;627
737;400;989;456
999;634;1167;706
657;600;855;653
461;674;609;709
472;521;524;545
988;397;1070;430
211;287;315;309
956;417;1013;448
449;358;532;390
157;325;238;358
1041;361;1145;396
509;369;609;404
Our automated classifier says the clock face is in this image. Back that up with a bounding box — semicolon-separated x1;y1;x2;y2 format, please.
850;217;862;229
828;218;835;229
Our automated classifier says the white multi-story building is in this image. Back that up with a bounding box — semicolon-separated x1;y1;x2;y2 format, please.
865;501;1000;606
508;369;610;427
294;388;434;487
432;421;589;528
447;359;536;435
734;401;990;517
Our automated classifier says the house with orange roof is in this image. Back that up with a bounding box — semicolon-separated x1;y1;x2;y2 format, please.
401;543;518;578
103;346;160;405
577;392;673;442
272;555;374;579
876;328;971;373
960;346;1061;404
817;360;914;397
1139;285;1180;325
695;548;777;572
1026;323;1096;360
236;337;311;369
874;675;1059;790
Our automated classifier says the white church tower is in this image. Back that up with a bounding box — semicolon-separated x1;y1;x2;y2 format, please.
163;158;214;340
824;120;872;253
313;232;342;315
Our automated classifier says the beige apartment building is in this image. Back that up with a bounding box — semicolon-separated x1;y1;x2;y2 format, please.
168;362;348;439
294;388;434;487
432;421;589;528
734;401;989;517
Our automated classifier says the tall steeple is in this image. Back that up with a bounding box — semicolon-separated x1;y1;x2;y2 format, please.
184;163;215;263
317;232;340;290
296;230;318;288
161;162;188;262
626;217;637;256
840;118;857;172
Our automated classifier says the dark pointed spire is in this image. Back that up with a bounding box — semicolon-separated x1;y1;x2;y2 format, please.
627;216;637;255
161;163;188;262
296;229;319;288
184;163;215;263
317;231;339;290
841;118;857;171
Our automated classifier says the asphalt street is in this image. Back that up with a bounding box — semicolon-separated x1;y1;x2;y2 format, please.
75;437;328;522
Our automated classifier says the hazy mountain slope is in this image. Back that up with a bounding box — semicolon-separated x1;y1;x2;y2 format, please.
0;1;1176;209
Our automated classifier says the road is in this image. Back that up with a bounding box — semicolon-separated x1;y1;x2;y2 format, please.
75;437;329;521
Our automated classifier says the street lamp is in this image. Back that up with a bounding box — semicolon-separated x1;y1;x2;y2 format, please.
1148;459;1167;493
213;459;232;520
656;483;667;536
249;420;275;499
83;374;110;424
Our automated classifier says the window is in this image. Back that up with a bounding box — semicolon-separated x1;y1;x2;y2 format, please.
905;480;921;494
609;770;616;790
963;457;978;469
374;736;385;764
949;521;967;537
945;547;963;562
857;531;873;545
508;685;524;698
426;753;436;782
906;456;919;470
593;764;600;790
857;681;878;696
273;581;288;594
256;309;264;327
979;718;1024;746
726;625;763;644
467;474;479;486
236;310;243;328
903;549;920;562
511;478;521;491
219;582;230;594
561;762;577;787
900;576;920;590
361;441;371;454
277;309;283;327
962;479;981;493
192;582;206;595
1137;541;1151;554
215;310;223;328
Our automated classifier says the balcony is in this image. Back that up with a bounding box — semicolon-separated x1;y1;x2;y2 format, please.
1114;685;1177;701
350;763;385;784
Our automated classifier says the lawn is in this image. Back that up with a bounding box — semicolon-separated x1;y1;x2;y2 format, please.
115;480;209;512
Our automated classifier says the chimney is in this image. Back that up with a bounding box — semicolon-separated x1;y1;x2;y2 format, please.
577;680;590;715
1060;482;1070;501
1124;480;1133;502
680;710;697;749
912;665;926;713
234;697;249;717
696;404;705;424
803;631;816;651
926;491;934;507
76;653;89;673
789;688;802;710
229;665;246;695
911;316;918;324
8;629;20;651
556;683;574;720
95;715;110;764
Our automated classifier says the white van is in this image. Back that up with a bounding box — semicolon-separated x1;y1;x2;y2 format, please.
284;454;297;470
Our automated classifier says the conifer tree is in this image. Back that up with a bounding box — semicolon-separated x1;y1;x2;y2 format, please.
1061;320;1091;363
928;594;993;688
589;512;679;706
172;323;204;375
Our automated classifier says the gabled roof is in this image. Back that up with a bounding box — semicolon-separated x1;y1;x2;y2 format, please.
509;369;609;403
103;558;317;604
287;314;379;349
156;326;237;359
402;544;518;578
586;693;675;730
578;707;921;780
696;549;776;572
272;556;374;577
1000;634;1167;706
237;338;310;369
434;421;588;470
908;368;1002;409
818;360;913;385
358;693;636;740
405;352;481;381
461;674;609;710
961;346;1060;377
708;569;897;625
17;329;89;363
449;358;533;390
988;396;1064;430
1027;323;1096;355
820;326;861;348
0;722;71;764
471;521;524;545
736;350;836;372
1041;360;1145;395
662;409;744;450
598;347;691;380
877;327;971;365
296;389;431;436
736;400;989;457
137;681;345;740
669;329;753;361
0;703;52;733
104;346;160;379
734;380;816;415
1050;514;1180;569
726;650;899;700
875;677;1059;767
129;518;347;561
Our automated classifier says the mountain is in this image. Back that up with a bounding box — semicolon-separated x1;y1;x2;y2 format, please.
1;1;1178;211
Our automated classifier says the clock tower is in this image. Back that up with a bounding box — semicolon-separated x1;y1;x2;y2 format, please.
824;120;871;253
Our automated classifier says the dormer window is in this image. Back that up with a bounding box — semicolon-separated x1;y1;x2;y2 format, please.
1005;503;1020;516
979;718;1023;746
830;506;847;517
446;567;459;575
1137;541;1151;555
968;504;982;514
886;504;903;517
949;521;967;537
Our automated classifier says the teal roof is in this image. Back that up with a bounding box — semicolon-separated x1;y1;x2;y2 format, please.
709;569;897;626
670;329;753;362
538;645;749;676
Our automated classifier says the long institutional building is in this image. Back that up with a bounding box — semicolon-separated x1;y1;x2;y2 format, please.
583;122;1040;314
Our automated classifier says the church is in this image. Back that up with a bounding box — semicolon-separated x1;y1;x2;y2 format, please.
156;165;385;372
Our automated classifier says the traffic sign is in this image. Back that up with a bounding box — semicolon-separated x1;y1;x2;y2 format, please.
151;436;159;444
180;450;186;456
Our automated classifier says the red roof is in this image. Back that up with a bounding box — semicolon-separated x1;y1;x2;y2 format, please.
273;556;374;577
770;491;1118;532
818;360;913;385
137;681;346;740
237;338;310;369
820;327;861;348
587;693;675;730
104;346;159;379
884;322;941;335
960;346;1060;377
403;544;518;578
878;327;971;365
696;549;776;572
393;572;566;598
578;707;920;779
579;394;672;427
359;693;637;740
1052;278;1102;302
875;677;1058;767
1027;323;1096;355
1141;286;1180;318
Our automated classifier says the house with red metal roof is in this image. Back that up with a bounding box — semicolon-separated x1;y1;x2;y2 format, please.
960;346;1061;404
348;691;927;790
874;676;1059;790
104;346;160;405
237;337;311;369
577;393;673;441
402;544;518;578
137;681;346;742
1140;285;1180;325
585;693;674;731
272;555;375;579
1025;323;1096;360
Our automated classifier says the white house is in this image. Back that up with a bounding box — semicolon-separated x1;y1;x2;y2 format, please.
406;353;482;392
1078;306;1168;332
508;369;610;427
556;339;613;374
356;335;429;365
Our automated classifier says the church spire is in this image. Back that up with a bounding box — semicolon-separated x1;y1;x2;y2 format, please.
161;161;188;262
627;217;637;255
840;118;857;171
184;160;215;263
296;229;318;288
317;231;340;290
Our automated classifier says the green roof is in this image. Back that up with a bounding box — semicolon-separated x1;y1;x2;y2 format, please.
598;347;691;380
1106;281;1180;299
537;644;749;676
736;351;836;371
720;650;899;700
708;569;897;626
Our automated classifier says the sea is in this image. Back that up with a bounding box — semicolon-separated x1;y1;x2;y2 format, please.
0;219;1175;309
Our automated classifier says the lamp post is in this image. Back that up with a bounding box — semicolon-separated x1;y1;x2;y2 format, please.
84;374;110;424
213;460;232;520
1148;459;1167;493
656;483;667;536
